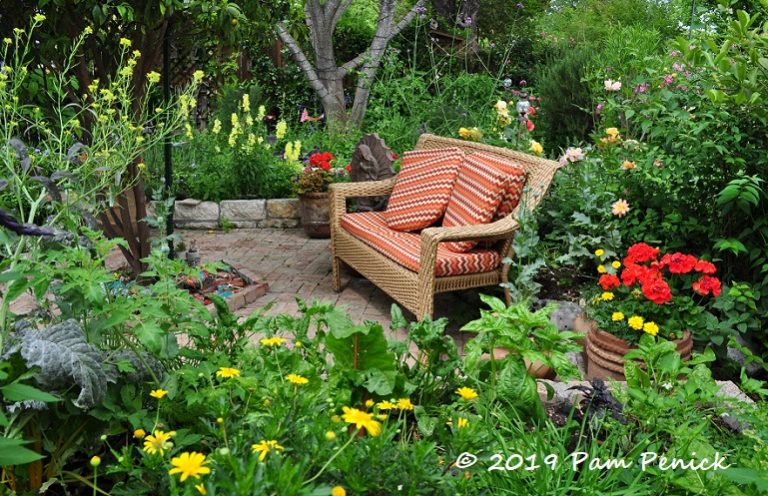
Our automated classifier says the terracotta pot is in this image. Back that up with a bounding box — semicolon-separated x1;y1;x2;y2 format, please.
298;192;330;238
573;314;692;381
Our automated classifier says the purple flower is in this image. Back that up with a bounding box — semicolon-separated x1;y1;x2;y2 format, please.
670;50;681;58
516;2;524;8
672;62;683;72
662;74;675;87
519;80;527;87
595;102;604;115
633;82;650;94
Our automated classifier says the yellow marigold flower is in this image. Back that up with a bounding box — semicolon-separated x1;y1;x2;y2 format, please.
143;430;175;456
528;140;543;155
169;452;211;482
600;292;614;301
119;37;132;47
621;160;636;170
365;399;375;408
597;265;606;273
133;428;146;439
456;387;478;401
457;417;469;429
90;455;101;467
251;440;284;461
643;322;659;336
377;400;396;410
150;389;168;399
628;315;644;330
193;70;205;82
331;487;347;496
216;367;240;379
342;406;381;437
286;374;308;385
34;13;47;22
325;431;336;441
260;337;287;347
612;261;621;269
595;249;605;257
611;312;625;321
146;71;160;84
195;483;207;495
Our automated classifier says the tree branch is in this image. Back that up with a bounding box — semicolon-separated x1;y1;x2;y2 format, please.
330;0;354;29
275;21;331;101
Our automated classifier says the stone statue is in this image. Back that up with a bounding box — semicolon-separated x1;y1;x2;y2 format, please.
350;134;395;212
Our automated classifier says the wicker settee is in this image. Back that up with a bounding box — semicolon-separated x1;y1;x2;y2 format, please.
329;133;562;320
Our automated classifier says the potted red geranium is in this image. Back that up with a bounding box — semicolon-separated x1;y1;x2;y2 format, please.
293;151;350;238
576;242;721;380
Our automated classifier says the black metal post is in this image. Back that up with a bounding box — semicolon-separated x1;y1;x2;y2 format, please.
163;16;174;258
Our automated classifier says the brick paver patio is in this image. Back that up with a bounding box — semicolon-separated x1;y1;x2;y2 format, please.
184;228;493;346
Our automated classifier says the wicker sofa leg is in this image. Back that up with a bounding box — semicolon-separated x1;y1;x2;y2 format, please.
331;256;342;292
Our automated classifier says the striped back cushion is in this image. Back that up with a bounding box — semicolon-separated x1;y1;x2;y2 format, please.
383;148;464;232
486;154;527;219
442;152;516;252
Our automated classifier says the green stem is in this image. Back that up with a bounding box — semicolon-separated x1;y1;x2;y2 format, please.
302;431;356;485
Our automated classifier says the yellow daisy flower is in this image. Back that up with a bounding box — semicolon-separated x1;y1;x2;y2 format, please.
168;452;211;481
251;440;284;461
216;367;240;379
286;374;308;385
455;387;479;401
342;407;381;437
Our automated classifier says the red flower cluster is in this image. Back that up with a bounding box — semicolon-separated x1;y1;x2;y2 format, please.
619;243;721;302
309;152;334;171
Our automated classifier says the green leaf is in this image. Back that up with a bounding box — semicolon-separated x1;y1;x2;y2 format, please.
414;406;437;437
4;277;29;302
0;383;60;403
0;438;43;465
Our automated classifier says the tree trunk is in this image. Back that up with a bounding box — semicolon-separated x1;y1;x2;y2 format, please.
276;0;426;130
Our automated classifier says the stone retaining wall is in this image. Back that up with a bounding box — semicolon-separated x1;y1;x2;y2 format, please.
172;198;299;229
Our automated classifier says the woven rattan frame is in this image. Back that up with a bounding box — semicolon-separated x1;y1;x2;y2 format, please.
329;133;563;319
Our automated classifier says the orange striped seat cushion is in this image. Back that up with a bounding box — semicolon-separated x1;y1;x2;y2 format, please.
382;148;464;232
340;212;501;277
442;152;518;252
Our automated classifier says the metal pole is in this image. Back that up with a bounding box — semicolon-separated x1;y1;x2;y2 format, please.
163;16;174;258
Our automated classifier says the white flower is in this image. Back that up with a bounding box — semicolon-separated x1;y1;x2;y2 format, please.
558;147;586;165
604;79;622;91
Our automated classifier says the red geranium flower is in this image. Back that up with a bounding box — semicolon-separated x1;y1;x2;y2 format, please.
694;259;717;275
320;162;331;171
642;278;673;304
345;164;352;173
598;274;620;290
620;262;646;286
660;252;697;274
624;243;660;264
692;276;721;297
526;120;535;132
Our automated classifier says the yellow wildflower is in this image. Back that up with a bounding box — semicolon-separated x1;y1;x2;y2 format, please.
612;261;621;269
342;407;381;437
84;26;94;35
150;389;168;399
325;431;336;441
251;440;284;461
365;399;375;408
605;127;619;138
595;249;605;257
133;428;146;439
193;70;205;82
143;430;175;456
611;312;625;321
455;387;479;401
628;315;644;330
331;487;346;496
34;13;47;22
257;105;266;120
195;484;207;495
260;336;287;347
275;120;287;139
241;94;250;113
597;265;606;273
216;367;241;379
621;160;636;170
3;38;11;44
376;400;396;410
397;398;415;411
286;374;309;385
168;452;211;481
90;455;101;467
457;417;469;429
119;37;132;47
146;71;160;84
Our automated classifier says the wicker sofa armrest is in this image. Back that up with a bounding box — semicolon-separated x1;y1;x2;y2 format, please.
329;178;397;227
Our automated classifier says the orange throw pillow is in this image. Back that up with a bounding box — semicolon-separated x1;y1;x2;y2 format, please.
442;152;524;252
383;148;464;232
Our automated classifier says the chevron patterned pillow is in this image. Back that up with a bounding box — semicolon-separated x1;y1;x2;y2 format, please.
442;152;524;252
383;147;464;232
